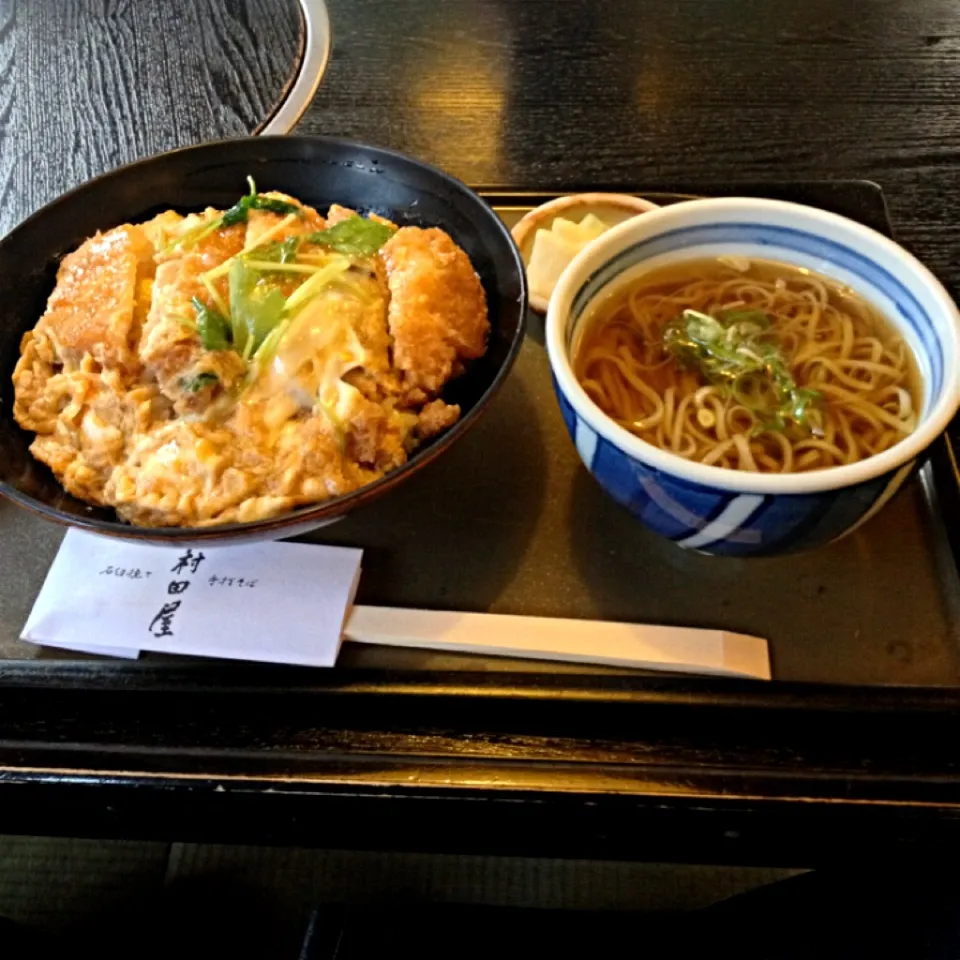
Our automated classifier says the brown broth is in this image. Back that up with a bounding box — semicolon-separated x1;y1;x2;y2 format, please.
573;257;922;472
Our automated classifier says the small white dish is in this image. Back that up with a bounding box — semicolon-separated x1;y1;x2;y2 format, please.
511;193;659;312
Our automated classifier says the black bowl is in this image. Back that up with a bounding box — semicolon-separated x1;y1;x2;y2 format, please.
0;136;527;543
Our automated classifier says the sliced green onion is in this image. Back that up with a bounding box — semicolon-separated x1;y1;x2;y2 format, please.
296;252;337;264
662;307;824;436
318;398;346;451
162;216;222;254
240;219;300;258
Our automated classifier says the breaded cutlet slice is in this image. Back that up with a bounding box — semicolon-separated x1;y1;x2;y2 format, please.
30;224;155;372
416;398;461;439
379;227;488;395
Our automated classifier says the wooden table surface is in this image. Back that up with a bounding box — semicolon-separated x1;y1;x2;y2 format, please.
4;0;960;861
1;0;302;236
6;0;960;289
307;0;960;286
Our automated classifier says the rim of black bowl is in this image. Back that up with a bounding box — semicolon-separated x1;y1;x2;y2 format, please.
0;136;528;542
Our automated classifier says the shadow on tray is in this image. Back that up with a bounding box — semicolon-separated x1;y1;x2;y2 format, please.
307;371;547;612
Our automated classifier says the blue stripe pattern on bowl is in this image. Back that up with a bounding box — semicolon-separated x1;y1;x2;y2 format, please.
551;219;938;555
553;375;915;556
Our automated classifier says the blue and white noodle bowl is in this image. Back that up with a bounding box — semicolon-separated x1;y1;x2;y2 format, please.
546;197;960;557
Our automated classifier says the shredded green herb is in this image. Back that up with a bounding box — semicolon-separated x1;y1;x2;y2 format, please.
222;176;302;226
165;177;302;252
191;257;351;367
190;297;233;352
228;259;287;359
305;216;395;257
180;196;384;370
242;260;322;275
662;308;824;436
179;372;219;393
248;236;301;263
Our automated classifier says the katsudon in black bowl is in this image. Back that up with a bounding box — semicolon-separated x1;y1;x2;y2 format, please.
0;137;527;544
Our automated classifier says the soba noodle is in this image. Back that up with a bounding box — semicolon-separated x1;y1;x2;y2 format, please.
573;257;920;473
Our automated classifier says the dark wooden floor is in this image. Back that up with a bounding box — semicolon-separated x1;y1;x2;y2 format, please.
0;837;793;953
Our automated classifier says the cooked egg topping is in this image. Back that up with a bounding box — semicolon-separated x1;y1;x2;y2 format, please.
12;181;490;527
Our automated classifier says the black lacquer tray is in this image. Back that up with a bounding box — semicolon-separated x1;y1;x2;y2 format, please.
2;181;960;864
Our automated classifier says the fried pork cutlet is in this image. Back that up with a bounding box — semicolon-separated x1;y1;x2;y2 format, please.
380;227;488;395
12;186;493;528
26;224;154;374
11;224;160;502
